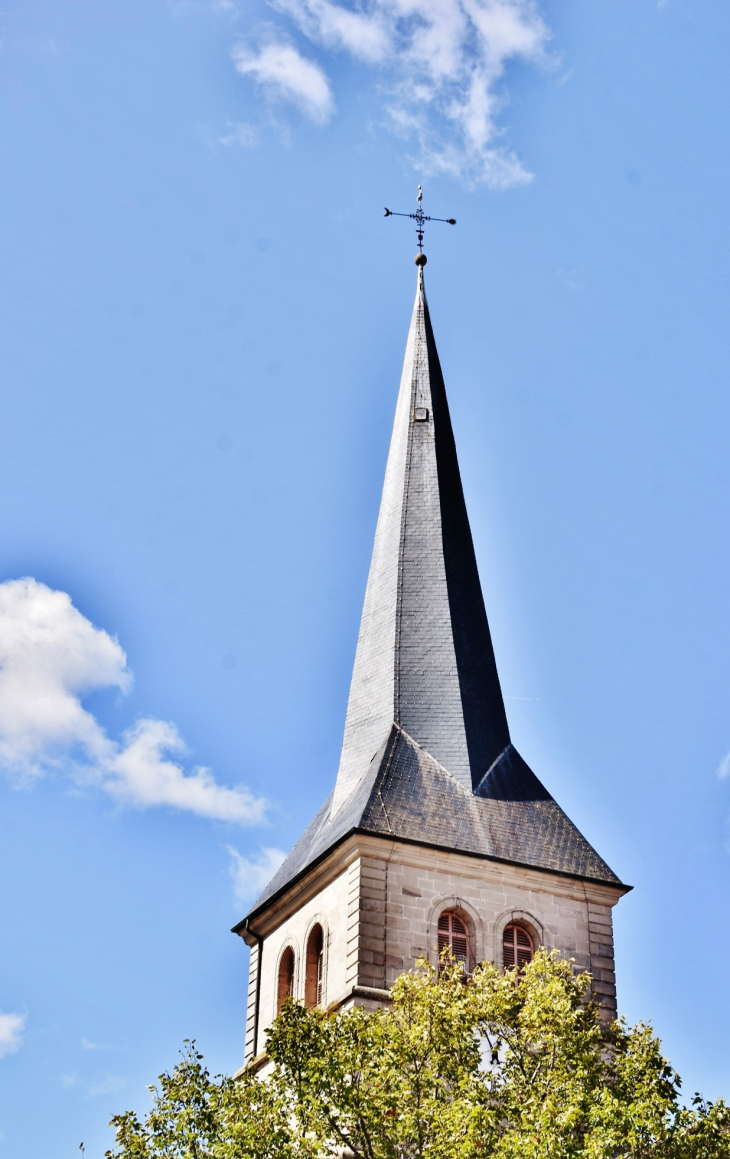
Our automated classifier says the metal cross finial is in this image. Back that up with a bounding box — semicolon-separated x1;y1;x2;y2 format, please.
384;186;456;259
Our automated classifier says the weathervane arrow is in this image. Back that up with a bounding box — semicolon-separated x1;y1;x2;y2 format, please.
384;185;456;263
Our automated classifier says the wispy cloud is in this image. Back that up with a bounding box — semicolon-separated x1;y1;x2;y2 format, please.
0;578;266;824
718;751;730;780
168;0;240;14
219;120;259;146
81;1038;111;1051
232;39;334;123
88;1073;127;1097
228;845;286;901
103;718;265;821
0;1012;25;1059
231;0;551;185
274;0;390;63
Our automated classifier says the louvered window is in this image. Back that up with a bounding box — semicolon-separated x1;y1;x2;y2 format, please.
437;910;469;967
502;923;534;970
277;946;295;1013
316;946;324;1006
305;924;324;1008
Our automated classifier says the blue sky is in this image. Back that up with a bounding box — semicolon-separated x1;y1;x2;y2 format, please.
1;0;729;1154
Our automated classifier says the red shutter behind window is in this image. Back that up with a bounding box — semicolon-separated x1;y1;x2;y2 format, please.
438;911;469;965
503;923;534;970
316;947;323;1006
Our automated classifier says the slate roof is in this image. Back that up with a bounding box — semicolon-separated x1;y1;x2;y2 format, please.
330;267;510;817
243;727;621;921
237;268;624;929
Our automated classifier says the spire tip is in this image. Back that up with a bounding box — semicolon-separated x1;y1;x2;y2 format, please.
415;252;427;267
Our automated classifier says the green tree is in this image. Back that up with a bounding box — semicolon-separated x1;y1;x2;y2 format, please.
106;951;730;1159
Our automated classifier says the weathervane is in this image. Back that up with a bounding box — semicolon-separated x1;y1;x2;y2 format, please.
384;185;456;264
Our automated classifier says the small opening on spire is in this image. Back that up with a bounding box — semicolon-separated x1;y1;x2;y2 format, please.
414;407;429;422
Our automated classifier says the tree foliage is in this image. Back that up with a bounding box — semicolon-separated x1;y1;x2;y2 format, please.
106;951;730;1159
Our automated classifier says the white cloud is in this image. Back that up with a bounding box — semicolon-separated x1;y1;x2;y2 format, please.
234;0;550;185
228;845;287;901
0;1012;25;1059
718;751;730;779
273;0;390;63
0;578;128;776
0;578;266;824
232;40;334;123
105;719;265;823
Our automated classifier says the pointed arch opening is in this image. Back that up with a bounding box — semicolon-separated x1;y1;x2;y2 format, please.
437;909;470;971
277;945;295;1014
502;922;534;971
305;924;324;1009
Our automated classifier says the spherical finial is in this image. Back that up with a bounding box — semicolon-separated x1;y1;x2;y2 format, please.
415;252;427;267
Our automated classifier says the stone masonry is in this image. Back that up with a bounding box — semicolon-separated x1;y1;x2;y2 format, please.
239;833;624;1064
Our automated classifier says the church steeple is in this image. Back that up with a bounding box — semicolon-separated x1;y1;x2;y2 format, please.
331;264;509;815
235;259;629;1064
241;263;623;923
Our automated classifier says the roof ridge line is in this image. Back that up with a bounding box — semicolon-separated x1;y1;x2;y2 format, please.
393;724;473;792
473;743;514;796
393;288;422;728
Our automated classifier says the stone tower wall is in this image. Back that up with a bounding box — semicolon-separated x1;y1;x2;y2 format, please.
241;835;622;1064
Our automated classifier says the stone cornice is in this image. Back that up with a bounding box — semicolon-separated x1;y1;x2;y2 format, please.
237;830;629;944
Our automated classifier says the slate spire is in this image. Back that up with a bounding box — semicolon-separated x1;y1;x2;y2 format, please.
331;265;509;815
240;264;622;923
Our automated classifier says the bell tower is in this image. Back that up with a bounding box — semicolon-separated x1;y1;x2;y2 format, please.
233;259;629;1066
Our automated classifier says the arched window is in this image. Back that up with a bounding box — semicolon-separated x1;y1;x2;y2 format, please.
503;923;534;970
437;910;469;968
305;924;324;1008
277;945;295;1013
